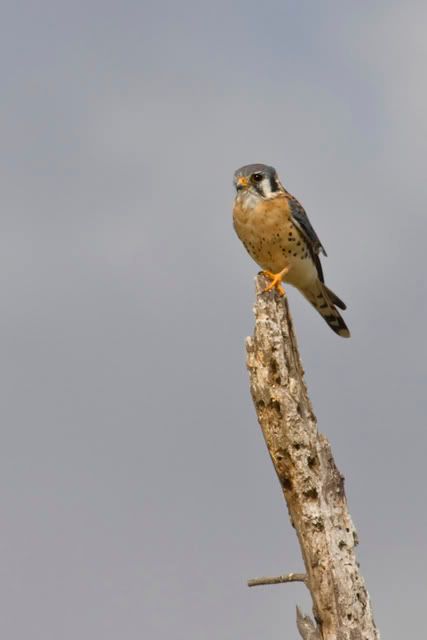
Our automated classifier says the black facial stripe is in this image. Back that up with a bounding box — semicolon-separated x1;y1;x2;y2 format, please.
269;176;280;192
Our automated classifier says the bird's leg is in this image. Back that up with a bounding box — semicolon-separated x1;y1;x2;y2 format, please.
260;266;291;297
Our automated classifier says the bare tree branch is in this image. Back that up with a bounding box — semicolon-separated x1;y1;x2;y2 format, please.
248;573;307;588
245;275;379;640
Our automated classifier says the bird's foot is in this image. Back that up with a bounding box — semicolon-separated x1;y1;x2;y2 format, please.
259;267;290;297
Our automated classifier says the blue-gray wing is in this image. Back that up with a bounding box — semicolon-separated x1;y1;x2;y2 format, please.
288;196;327;282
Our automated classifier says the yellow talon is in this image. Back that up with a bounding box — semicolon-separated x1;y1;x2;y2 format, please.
260;267;290;297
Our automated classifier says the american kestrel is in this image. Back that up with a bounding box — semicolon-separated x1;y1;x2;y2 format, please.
233;163;350;337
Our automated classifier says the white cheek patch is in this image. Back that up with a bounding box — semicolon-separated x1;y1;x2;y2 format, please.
260;177;275;198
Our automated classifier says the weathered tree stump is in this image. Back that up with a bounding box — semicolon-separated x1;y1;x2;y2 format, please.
246;275;379;640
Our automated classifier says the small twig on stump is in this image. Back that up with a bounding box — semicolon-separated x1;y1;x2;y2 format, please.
245;275;379;640
296;606;321;640
248;572;307;588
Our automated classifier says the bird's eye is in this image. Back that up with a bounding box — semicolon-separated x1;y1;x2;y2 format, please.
252;173;263;183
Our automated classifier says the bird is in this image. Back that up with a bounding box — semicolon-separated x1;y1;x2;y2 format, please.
232;163;350;337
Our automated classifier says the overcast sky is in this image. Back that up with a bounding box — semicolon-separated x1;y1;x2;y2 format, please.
1;1;426;638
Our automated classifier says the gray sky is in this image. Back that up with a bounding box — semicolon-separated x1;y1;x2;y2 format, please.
1;1;426;638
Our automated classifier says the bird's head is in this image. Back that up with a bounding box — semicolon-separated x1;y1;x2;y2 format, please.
233;164;284;202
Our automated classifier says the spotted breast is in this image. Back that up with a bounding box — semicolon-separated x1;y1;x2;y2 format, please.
233;193;318;290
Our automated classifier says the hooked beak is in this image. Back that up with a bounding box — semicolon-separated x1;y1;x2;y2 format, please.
236;176;249;190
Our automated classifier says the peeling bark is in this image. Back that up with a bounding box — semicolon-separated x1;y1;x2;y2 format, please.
246;275;379;640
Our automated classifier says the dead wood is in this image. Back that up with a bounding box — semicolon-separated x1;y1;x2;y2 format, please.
245;275;379;640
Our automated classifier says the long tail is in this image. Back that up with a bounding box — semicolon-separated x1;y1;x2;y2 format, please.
301;280;350;338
